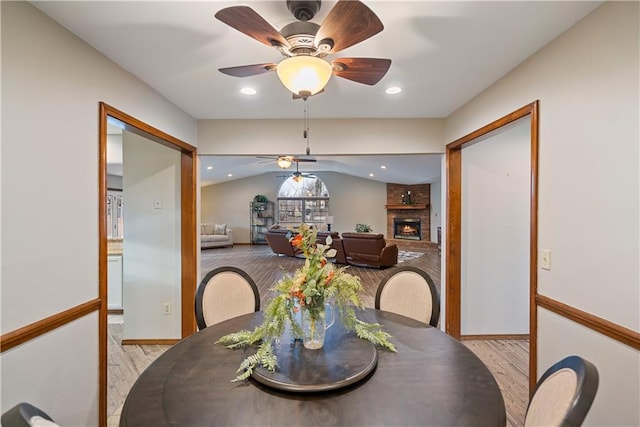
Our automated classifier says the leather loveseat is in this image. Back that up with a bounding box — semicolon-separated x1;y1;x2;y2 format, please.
341;232;398;268
265;226;347;264
264;226;299;257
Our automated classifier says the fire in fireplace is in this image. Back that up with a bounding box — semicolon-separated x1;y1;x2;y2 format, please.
394;218;421;240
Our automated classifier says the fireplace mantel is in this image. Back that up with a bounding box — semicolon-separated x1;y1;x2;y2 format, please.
385;204;429;210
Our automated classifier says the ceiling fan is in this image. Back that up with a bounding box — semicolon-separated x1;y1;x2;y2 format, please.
278;161;317;182
258;155;316;169
215;0;391;98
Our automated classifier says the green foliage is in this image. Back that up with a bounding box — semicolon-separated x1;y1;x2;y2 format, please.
355;223;373;232
253;194;269;202
217;223;396;382
232;341;277;382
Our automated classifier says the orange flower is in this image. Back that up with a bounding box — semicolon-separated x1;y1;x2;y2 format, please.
321;258;327;267
291;234;303;248
324;270;334;285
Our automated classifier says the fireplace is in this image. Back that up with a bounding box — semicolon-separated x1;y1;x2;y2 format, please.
394;218;421;240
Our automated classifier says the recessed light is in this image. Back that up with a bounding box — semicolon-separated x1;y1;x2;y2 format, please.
240;87;257;95
227;173;233;177
380;165;387;169
385;86;402;95
206;166;213;170
369;173;375;177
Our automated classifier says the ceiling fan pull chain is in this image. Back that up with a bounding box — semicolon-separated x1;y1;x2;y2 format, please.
304;98;311;155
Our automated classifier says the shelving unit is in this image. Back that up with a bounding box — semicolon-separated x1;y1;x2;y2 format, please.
250;201;274;244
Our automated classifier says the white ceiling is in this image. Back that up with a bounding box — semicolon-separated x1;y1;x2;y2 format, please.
200;154;443;186
39;0;601;183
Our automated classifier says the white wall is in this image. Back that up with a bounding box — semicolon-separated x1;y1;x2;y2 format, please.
201;173;283;244
445;2;639;424
197;118;444;156
317;172;387;235
1;313;99;426
1;2;196;424
123;131;182;340
201;171;388;243
460;119;530;335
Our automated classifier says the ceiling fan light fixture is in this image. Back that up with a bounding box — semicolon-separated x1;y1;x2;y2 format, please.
276;56;332;97
277;156;293;169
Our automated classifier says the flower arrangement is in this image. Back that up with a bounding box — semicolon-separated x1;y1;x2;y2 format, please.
217;223;396;381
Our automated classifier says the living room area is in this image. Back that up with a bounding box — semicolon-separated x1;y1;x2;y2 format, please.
200;155;443;258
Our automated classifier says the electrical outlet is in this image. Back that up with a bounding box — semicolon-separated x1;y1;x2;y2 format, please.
541;249;551;270
163;303;171;315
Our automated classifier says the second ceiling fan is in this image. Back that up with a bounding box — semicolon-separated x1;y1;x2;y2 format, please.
215;0;391;98
258;155;316;170
278;161;317;182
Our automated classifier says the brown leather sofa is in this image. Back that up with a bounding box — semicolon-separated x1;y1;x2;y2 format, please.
264;226;299;257
341;232;398;268
265;226;347;264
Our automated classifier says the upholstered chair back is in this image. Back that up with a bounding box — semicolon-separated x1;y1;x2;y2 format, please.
525;355;599;427
375;266;440;327
195;266;260;329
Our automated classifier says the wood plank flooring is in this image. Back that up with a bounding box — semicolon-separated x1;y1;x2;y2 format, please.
108;243;529;426
462;339;529;426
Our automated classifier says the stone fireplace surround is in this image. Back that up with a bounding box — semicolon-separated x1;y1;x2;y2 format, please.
385;183;431;250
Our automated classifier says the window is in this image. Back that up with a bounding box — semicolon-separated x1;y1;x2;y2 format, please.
277;176;329;227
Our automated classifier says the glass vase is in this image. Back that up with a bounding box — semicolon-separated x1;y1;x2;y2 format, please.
300;303;335;350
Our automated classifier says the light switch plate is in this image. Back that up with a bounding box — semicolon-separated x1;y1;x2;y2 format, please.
541;249;551;270
153;198;162;209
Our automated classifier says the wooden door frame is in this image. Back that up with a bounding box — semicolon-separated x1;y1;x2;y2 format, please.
98;103;197;425
445;100;539;392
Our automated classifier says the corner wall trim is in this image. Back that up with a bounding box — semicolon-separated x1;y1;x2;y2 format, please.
536;294;640;350
0;299;102;353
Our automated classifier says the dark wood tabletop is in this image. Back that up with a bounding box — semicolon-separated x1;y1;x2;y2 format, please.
120;309;506;427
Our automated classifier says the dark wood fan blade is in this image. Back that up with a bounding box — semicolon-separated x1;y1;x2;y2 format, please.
256;155;316;162
332;58;391;85
219;63;277;78
315;1;383;53
215;6;290;48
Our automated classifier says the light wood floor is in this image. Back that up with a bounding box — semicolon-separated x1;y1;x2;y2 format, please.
108;244;529;426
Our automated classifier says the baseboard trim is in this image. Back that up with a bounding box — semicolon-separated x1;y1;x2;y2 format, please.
121;339;179;346
461;334;529;341
536;294;640;350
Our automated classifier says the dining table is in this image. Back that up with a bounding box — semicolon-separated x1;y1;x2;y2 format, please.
120;309;506;426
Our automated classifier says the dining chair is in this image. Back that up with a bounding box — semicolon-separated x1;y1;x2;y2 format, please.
374;266;440;327
524;355;599;427
195;266;260;329
1;402;59;427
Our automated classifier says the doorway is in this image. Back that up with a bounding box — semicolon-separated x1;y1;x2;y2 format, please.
445;101;539;391
98;103;197;424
